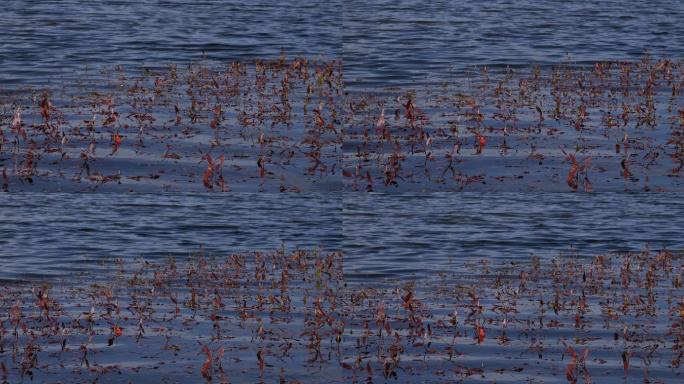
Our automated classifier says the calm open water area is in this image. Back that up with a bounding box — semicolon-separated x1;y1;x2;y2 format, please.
2;1;684;383
1;1;683;88
343;0;684;89
0;0;342;87
0;193;343;282
0;192;682;281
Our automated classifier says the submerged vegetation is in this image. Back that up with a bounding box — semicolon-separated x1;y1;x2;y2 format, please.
0;57;343;192
0;55;683;192
0;247;682;383
2;55;683;382
346;56;684;192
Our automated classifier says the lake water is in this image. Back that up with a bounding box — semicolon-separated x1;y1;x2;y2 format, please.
2;1;683;88
343;0;684;88
1;192;682;282
1;0;683;270
344;192;684;279
0;193;342;281
0;0;341;87
2;2;684;383
0;0;683;277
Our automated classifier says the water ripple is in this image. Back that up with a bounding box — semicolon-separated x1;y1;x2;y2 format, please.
2;193;681;281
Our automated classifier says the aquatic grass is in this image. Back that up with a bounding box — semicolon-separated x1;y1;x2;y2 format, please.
1;56;683;191
0;248;682;382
